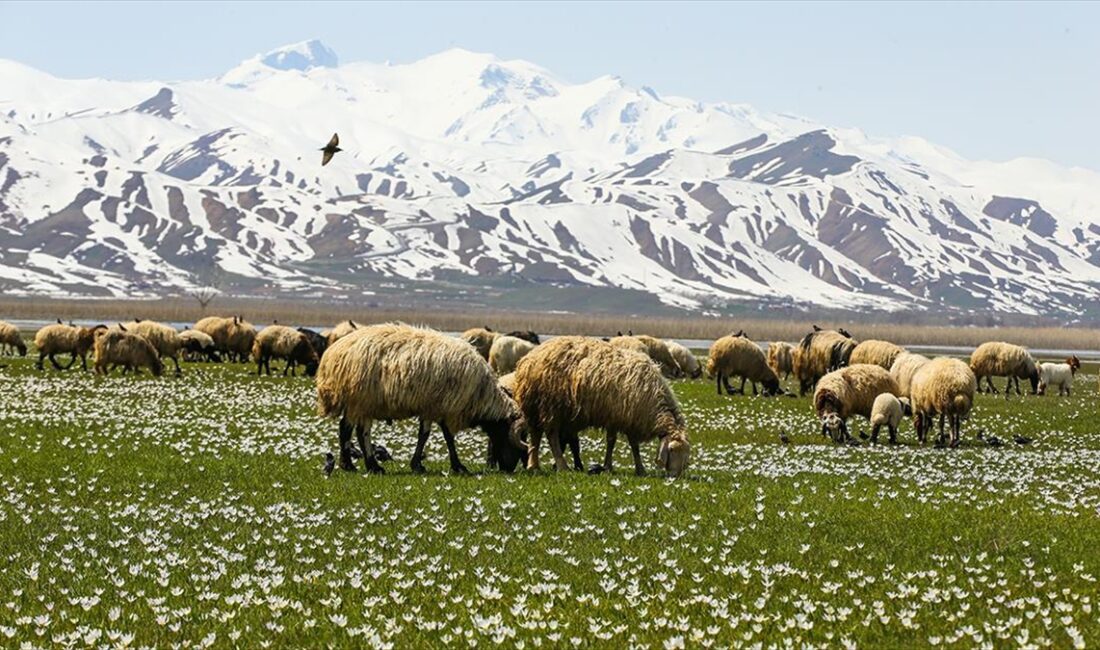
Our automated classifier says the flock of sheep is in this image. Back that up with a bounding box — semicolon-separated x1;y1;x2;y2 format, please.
0;316;1087;477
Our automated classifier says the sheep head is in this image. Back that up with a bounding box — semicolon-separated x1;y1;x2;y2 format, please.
821;412;846;442
760;376;782;397
657;431;690;479
480;415;528;473
1068;355;1081;375
899;397;913;417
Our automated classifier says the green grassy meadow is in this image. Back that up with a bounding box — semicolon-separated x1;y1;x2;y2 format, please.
1;352;1099;648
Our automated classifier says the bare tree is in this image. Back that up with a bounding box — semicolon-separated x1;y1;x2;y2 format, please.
189;285;221;311
190;265;224;312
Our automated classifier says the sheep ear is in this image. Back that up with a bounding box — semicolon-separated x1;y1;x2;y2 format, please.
118;323;127;331
350;320;357;328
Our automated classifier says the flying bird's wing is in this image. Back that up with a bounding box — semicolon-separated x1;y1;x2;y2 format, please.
321;149;335;166
327;133;339;148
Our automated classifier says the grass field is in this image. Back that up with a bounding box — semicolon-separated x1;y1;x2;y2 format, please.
1;352;1099;648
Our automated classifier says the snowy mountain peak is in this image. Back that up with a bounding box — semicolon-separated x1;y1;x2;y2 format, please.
259;40;338;71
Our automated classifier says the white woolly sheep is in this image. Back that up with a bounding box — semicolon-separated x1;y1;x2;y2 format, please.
327;320;360;347
969;341;1039;396
460;326;498;361
634;335;683;378
93;326;164;377
849;340;906;370
1038;356;1080;396
910;357;977;447
706;335;781;396
34;323;105;371
813;364;899;443
316;323;526;474
766;342;794;380
489;335;537;375
0;321;27;357
869;394;912;444
513;336;690;478
890;352;931;398
252;325;319;377
119;320;184;375
666;341;702;379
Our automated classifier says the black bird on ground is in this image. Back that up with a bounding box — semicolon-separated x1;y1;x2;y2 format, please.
779;430;790;445
985;435;1005;448
374;443;394;462
323;452;335;477
320;133;342;166
1014;435;1034;445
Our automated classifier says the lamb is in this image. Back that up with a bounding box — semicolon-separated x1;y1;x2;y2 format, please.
119;320;184;375
179;329;221;362
706;335;781;396
193;316;257;362
813;364;900;442
0;321;27;356
489;335;537;375
252;325;319;377
460;327;498;361
794;329;857;396
666;341;702;379
889;352;931;398
316;323;527;474
869;394;912;444
969;341;1039;395
34;323;105;371
1038;356;1081;396
513;336;690;478
93;326;164;377
849;340;906;370
909;357;977;447
766;342;794;381
327;320;360;347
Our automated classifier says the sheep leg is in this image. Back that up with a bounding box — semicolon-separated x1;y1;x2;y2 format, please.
752;382;758;396
889;424;898;445
355;421;384;474
870;424;881;443
715;372;723;395
438;422;469;475
603;431;618;473
411;419;431;473
984;376;997;394
628;439;646;477
36;351;46;370
938;413;946;445
547;431;570;472
568;435;583;471
170;355;181;376
526;428;543;471
337;417;357;471
951;414;961;448
735;377;746;395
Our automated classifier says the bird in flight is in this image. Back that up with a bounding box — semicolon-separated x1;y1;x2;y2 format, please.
320;133;342;166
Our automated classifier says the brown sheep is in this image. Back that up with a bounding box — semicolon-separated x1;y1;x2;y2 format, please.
849;340;906;370
794;329;858;396
0;321;27;357
193;316;257;362
813;364;899;442
706;335;781;396
460;327;498;361
119;320;184;375
34;323;105;371
910;357;976;447
252;325;319;377
93;326;164;377
766;342;793;380
969;342;1039;396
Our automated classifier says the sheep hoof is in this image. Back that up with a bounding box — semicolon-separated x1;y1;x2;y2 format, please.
411;462;427;475
339;459;357;472
450;464;470;475
363;460;385;474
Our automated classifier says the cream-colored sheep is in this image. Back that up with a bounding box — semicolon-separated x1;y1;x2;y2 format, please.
609;335;649;357
666;341;702;379
849;340;906;370
1038;356;1080;396
316;324;526;474
34;323;105;371
813;364;899;442
634;335;683;378
969;342;1039;396
194;316;257;362
0;321;27;357
93;326;164;377
489;335;537;375
706;335;781;396
766;342;794;380
513;336;690;478
327;320;360;347
890;352;931;398
869;394;911;444
794;330;857;396
460;327;498;361
252;325;319;377
910;357;977;447
119;320;184;375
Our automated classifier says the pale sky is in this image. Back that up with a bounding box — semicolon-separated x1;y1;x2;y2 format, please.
2;1;1098;170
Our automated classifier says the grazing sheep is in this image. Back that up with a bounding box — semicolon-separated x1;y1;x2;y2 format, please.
869;394;911;444
1038;356;1080;396
327;320;360;347
118;320;184;375
179;329;221;362
494;372;582;470
460;326;498;361
316;324;526;474
297;327;329;360
634;335;683;378
609;335;649;357
513;336;690;478
252;325;319;377
706;335;781;396
794;329;857;396
34;323;105;371
193;316;257;362
0;321;27;357
766;342;794;380
93;326;164;377
489;335;537;375
910;357;977;447
889;352;931;398
505;330;540;345
849;340;906;370
969;342;1039;395
813;364;899;442
666;341;702;379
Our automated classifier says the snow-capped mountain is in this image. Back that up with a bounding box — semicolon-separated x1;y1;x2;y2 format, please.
3;40;1100;316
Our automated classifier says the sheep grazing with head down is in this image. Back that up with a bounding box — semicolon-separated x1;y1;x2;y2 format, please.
1038;355;1080;396
118;320;184;375
706;335;781;396
34;323;105;371
489;335;537;375
327;320;359;347
794;329;857;396
252;325;319;377
889;352;931;398
513;336;690;478
909;357;976;447
93;326;164;377
316;323;527;474
494;372;582;470
634;335;683;378
766;342;794;381
193;316;257;362
849;340;906;371
813;364;899;443
460;326;498;361
869;394;911;444
969;341;1039;396
666;341;702;379
179;329;221;362
0;321;27;357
